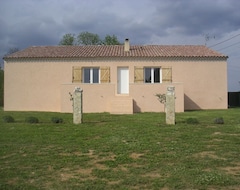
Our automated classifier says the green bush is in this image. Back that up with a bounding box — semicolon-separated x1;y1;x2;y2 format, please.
25;116;39;124
51;117;63;124
3;115;14;123
185;117;199;124
214;117;224;124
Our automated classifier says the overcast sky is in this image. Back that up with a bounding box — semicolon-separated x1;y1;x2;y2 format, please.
1;0;240;91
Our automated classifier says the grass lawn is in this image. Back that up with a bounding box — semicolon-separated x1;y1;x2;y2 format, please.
0;108;240;190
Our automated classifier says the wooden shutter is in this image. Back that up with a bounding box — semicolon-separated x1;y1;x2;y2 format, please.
72;66;82;83
100;67;110;83
162;67;172;83
134;66;144;83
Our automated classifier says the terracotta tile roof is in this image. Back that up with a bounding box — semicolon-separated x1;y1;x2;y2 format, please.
4;45;227;59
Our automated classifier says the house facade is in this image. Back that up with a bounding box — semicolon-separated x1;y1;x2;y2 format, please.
3;40;228;114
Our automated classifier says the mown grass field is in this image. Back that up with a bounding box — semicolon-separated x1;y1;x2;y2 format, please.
0;108;240;189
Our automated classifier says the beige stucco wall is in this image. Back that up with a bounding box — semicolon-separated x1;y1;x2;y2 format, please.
60;82;184;113
4;57;227;113
172;59;228;110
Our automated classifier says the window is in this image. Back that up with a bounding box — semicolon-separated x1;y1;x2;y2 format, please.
134;66;172;83
83;68;99;83
144;67;161;83
72;66;110;83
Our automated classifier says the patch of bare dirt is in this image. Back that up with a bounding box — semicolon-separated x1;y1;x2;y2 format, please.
159;187;170;190
208;185;240;190
142;172;163;178
59;168;76;181
222;166;240;175
118;165;128;172
211;138;224;142
212;132;222;135
227;133;240;136
60;173;72;181
193;151;226;160
59;167;93;182
212;132;240;137
1;153;16;159
220;163;240;175
130;153;144;159
94;163;108;170
87;149;94;156
7;177;18;185
75;168;93;175
108;180;121;185
112;165;129;172
206;144;217;149
56;150;134;183
60;150;116;176
48;165;53;171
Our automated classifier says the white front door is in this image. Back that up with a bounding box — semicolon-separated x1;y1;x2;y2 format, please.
117;67;129;94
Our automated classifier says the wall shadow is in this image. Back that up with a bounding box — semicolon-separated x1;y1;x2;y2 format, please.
133;99;141;113
184;94;201;110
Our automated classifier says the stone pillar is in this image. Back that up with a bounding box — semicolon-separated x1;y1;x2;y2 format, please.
166;86;175;125
73;87;83;124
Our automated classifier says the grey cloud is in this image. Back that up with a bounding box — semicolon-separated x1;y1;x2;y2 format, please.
153;0;240;36
1;0;239;51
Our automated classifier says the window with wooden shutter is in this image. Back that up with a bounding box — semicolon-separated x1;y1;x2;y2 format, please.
144;67;161;83
100;67;110;83
134;66;144;83
162;67;172;83
72;66;82;83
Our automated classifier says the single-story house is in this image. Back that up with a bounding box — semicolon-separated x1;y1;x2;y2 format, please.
3;39;228;114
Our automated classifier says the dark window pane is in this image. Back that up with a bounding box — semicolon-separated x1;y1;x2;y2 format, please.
84;68;90;83
145;68;151;83
154;68;160;83
93;68;99;83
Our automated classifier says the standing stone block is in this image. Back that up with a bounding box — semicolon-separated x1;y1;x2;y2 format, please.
73;87;83;124
166;86;175;125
